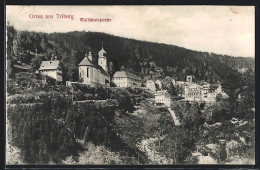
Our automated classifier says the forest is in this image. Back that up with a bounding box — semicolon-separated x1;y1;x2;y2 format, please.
6;23;254;85
6;23;255;165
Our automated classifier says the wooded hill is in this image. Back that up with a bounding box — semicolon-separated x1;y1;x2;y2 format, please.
7;24;254;84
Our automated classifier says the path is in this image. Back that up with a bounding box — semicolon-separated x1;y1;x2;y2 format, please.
167;108;181;126
137;137;173;164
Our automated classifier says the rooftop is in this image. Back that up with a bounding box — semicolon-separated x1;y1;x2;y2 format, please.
113;71;140;80
78;56;109;76
155;90;171;98
39;60;60;70
78;57;96;67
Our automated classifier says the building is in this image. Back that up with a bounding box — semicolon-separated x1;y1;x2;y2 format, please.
78;45;110;87
184;84;202;101
154;90;171;107
176;76;225;102
146;80;156;92
38;60;62;82
172;78;176;86
186;75;193;84
215;84;228;99
113;71;141;88
155;80;162;90
176;81;189;97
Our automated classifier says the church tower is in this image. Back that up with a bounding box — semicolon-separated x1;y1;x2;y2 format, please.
98;43;108;72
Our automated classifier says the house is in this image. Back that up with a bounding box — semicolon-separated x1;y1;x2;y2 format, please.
78;44;110;87
172;78;176;87
146;80;156;91
113;71;141;87
176;81;189;97
176;76;221;102
155;80;162;90
186;75;193;84
38;60;62;82
154;90;171;107
184;84;202;101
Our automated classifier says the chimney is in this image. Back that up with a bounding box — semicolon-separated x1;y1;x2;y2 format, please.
88;52;92;61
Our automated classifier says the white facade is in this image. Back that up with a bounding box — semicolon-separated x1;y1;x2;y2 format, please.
113;77;128;87
38;60;62;82
146;80;156;91
172;78;176;87
155;80;162;90
177;76;222;102
40;69;62;81
184;84;202;101
113;71;141;88
186;75;193;83
155;90;171;107
78;48;110;87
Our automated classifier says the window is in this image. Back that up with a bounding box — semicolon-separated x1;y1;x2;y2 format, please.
87;68;89;78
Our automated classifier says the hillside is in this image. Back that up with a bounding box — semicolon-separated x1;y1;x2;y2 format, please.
6;24;254;84
6;24;255;165
47;31;255;82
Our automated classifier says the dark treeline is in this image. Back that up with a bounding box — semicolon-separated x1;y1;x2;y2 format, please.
6;23;255;165
7;23;254;85
7;92;144;164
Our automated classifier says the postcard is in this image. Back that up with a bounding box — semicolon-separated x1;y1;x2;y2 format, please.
5;5;255;166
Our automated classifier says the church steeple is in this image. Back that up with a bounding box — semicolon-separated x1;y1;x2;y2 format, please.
98;42;108;72
98;42;106;58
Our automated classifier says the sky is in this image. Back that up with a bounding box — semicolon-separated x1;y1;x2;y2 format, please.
6;5;255;58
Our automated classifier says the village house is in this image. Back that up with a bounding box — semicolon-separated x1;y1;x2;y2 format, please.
154;90;172;107
155;79;162;90
172;78;176;86
184;83;202;101
38;59;62;82
78;44;110;87
176;76;227;102
175;81;189;97
113;71;141;88
186;75;193;84
146;80;156;92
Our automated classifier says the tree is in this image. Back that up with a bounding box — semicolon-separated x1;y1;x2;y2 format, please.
222;72;241;114
116;91;134;112
31;54;43;71
6;23;16;77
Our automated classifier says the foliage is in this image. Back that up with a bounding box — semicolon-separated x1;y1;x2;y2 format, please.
221;72;241;113
6;24;254;84
7;91;140;164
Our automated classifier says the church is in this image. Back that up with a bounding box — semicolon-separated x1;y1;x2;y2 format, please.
78;44;110;87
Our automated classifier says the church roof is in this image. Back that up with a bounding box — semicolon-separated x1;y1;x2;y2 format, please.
155;90;171;98
113;71;140;81
78;56;109;77
78;57;96;67
39;60;60;70
97;65;110;76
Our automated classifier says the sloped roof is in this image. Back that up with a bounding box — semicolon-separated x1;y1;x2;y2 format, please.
113;71;140;80
78;57;96;67
97;65;110;77
78;56;109;77
155;90;167;95
39;60;60;70
146;80;155;85
155;90;171;98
